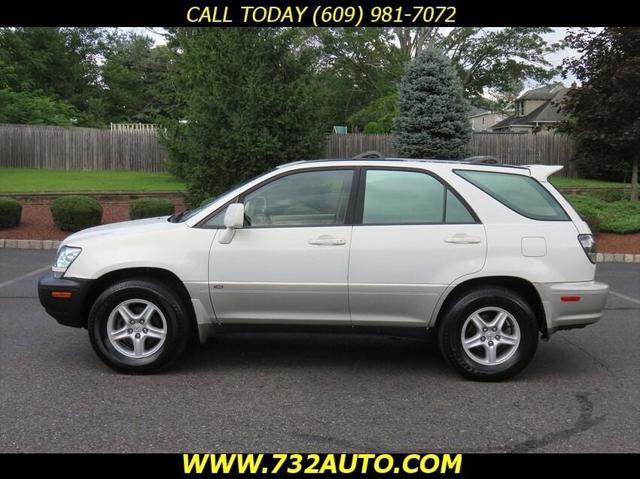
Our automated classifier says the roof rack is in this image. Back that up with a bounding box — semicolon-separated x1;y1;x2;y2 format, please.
352;151;383;159
465;155;499;164
277;157;528;170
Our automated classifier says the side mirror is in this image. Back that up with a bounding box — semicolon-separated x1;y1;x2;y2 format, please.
218;203;244;244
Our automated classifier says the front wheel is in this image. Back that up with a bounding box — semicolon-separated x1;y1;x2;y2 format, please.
88;278;191;374
438;286;539;381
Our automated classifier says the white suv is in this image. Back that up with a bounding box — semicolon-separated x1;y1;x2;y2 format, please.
38;158;609;380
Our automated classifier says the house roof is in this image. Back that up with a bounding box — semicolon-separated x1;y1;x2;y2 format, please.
516;82;565;101
492;86;569;130
468;106;491;118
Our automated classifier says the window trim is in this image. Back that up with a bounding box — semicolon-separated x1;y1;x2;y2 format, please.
354;166;481;226
453;169;571;222
196;166;360;229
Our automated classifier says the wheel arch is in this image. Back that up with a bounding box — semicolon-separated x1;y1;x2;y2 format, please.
81;267;198;340
432;276;548;338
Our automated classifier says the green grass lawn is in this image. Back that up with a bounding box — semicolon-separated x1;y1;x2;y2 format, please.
0;168;185;193
549;176;626;189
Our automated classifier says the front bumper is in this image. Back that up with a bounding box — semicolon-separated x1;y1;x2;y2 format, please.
536;281;609;334
38;272;93;328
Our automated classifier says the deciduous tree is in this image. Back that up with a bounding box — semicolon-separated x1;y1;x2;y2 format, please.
562;28;640;200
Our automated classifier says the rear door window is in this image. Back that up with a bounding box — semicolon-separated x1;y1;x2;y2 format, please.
455;170;569;221
362;170;445;224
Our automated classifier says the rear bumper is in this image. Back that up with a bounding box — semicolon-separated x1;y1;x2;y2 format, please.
536;281;609;334
38;272;93;328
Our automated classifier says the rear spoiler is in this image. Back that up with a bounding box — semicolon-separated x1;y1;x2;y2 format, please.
525;165;563;182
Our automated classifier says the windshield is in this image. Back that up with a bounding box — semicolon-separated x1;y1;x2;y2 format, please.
168;171;273;223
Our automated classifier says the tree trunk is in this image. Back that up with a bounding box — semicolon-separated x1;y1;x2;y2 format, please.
632;156;639;201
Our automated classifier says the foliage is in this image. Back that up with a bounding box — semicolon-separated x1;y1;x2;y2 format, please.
0;197;22;228
394;49;470;159
304;28;405;130
163;28;326;205
567;194;640;234
0;168;185;193
562;28;640;199
310;28;560;129
592;188;628;203
438;28;560;103
0;27;561;138
0;27;109;127
129;197;175;220
349;93;397;133
0;89;76;126
51;195;103;231
101;32;175;124
363;122;383;134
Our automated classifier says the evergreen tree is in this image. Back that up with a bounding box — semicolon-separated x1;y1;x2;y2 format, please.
393;49;470;159
163;28;325;204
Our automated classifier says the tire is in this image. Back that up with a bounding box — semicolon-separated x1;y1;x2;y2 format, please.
438;286;539;381
88;278;191;374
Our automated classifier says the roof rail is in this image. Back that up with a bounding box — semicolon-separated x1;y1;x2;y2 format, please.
277;157;529;170
352;151;383;159
465;155;499;164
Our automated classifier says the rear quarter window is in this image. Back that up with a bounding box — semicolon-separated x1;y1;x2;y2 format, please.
455;170;569;221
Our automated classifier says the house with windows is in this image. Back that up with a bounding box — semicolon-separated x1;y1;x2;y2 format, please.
490;83;569;132
468;107;507;132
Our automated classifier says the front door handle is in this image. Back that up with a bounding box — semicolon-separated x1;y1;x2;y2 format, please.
308;235;346;246
444;233;481;244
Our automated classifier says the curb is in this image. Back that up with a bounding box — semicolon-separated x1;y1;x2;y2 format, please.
595;252;640;264
5;191;186;205
1;239;639;262
0;239;62;250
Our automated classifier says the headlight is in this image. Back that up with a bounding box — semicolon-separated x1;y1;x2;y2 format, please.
53;246;82;278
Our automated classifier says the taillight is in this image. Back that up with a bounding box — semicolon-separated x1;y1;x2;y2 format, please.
578;234;597;263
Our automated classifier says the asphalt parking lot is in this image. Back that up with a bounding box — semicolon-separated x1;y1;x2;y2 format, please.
1;248;639;453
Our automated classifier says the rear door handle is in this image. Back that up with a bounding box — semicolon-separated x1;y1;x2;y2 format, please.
308;235;346;246
444;234;481;244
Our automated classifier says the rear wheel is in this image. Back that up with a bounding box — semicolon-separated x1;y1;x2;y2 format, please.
88;278;191;374
438;286;538;381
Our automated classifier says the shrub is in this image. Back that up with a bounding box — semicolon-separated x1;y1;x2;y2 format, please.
200;197;216;207
363;122;382;134
567;194;640;234
51;196;103;232
593;188;627;203
0;197;22;228
599;200;640;234
583;215;601;235
129;198;175;220
566;194;603;219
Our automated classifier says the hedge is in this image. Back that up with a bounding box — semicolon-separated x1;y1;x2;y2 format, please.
129;198;175;220
567;194;640;234
51;196;103;232
0;197;22;228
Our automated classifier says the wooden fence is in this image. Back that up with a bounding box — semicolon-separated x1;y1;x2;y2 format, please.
0;124;167;172
325;132;576;176
0;124;575;176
